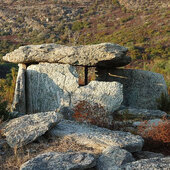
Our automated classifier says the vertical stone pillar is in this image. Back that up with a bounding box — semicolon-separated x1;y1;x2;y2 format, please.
12;64;26;114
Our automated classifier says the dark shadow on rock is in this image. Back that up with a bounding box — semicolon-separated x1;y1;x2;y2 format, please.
95;67;167;110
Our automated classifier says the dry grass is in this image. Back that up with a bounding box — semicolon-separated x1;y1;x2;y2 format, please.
0;134;99;170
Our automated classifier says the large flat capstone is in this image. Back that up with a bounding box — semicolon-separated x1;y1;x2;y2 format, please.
3;43;131;67
2;111;63;148
49;120;144;153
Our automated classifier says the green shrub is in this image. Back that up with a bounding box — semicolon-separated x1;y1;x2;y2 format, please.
0;97;9;121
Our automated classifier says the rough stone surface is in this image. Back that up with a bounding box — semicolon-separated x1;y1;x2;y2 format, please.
96;68;168;109
26;63;79;114
116;108;169;120
72;81;123;113
3;43;131;67
12;64;26;114
49;120;144;152
71;81;123;124
26;63;123;121
121;157;170;169
97;146;135;170
133;151;164;160
2;111;63;148
20;152;96;170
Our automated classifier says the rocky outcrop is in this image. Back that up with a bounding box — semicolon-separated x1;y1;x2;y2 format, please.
12;64;26;114
97;146;135;170
3;43;131;67
49;120;144;152
20;152;96;170
2;111;63;148
96;68;168;109
121;157;170;169
26;63;79;113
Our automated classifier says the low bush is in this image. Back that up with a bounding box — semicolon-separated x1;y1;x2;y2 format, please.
73;100;110;128
0;97;9;121
138;117;170;155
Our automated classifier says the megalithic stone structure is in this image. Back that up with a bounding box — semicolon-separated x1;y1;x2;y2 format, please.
3;43;168;117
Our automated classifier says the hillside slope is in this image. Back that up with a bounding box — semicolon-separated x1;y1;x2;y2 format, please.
0;0;169;91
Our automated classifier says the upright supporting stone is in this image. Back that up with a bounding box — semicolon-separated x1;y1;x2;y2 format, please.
96;68;168;109
12;64;26;114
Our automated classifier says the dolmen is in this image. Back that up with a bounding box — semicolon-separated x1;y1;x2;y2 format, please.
2;43;170;170
3;43;167;119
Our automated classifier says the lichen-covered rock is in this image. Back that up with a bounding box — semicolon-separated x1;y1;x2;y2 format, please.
2;111;63;148
97;146;135;170
20;152;96;170
96;68;168;109
71;81;123;124
121;157;170;169
3;43;131;67
26;63;79;113
49;120;144;152
12;64;26;114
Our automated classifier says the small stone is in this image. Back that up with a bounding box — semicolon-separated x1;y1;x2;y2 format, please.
121;157;170;169
97;146;135;170
20;152;96;170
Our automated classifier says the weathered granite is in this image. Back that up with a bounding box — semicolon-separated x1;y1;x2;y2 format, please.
97;146;135;170
20;152;96;170
121;157;170;169
71;81;123;124
133;151;164;160
49;120;144;152
3;43;131;67
26;63;123;122
26;63;79;113
2;111;63;148
72;81;123;113
96;68;168;109
12;64;26;114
